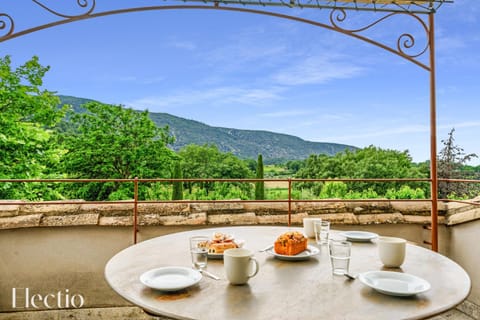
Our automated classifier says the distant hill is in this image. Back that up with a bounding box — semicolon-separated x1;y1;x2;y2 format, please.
58;95;357;163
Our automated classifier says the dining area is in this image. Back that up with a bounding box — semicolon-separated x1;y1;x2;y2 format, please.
104;223;471;320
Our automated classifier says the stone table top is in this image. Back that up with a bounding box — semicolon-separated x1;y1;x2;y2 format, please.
104;226;471;320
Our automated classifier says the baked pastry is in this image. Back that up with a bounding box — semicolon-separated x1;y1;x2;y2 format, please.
207;232;239;254
274;231;308;256
211;232;234;243
208;242;238;254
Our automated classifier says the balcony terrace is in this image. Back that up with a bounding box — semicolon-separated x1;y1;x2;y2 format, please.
1;0;477;318
1;184;479;319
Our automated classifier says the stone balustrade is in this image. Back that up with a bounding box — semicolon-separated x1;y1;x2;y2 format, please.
1;198;479;230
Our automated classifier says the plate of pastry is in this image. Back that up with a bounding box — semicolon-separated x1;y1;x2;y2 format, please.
202;232;245;259
266;245;320;261
266;231;319;261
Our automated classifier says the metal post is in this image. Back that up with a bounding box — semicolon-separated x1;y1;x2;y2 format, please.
288;178;292;226
429;13;439;252
134;177;139;244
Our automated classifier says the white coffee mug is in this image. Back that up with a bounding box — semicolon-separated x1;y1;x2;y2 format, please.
224;248;259;285
378;236;406;267
303;217;322;238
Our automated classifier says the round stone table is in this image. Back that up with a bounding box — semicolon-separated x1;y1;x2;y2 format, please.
105;226;470;320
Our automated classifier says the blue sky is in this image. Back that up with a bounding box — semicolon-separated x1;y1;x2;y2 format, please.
1;1;479;164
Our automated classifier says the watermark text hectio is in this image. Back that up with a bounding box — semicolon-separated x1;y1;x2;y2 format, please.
12;288;85;309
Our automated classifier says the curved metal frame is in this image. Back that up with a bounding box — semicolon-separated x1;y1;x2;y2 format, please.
0;0;447;251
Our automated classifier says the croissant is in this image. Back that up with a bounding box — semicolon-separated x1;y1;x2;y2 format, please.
208;242;238;254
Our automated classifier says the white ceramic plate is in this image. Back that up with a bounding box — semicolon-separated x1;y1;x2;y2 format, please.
266;245;320;261
207;252;225;259
359;271;431;296
140;267;202;292
339;231;378;242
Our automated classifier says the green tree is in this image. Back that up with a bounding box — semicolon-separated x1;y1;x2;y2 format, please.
438;128;478;199
57;102;177;200
285;159;305;175
319;181;348;199
255;154;265;200
178;144;253;197
244;158;257;173
296;146;427;197
171;161;183;200
0;56;66;200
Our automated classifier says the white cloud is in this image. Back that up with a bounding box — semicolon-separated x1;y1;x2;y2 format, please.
167;40;197;51
141;76;166;85
437;85;460;96
99;74;165;85
319;121;480;143
436;36;466;53
258;110;314;118
117;75;137;82
203;42;288;72
126;86;285;110
321;124;429;142
439;121;480;130
271;55;364;86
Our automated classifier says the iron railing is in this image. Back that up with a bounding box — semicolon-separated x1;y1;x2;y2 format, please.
1;177;479;245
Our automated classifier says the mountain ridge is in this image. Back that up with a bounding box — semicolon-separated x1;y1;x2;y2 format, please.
59;95;357;163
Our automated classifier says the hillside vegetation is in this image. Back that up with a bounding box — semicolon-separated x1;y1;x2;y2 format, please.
59;95;356;163
1;57;477;202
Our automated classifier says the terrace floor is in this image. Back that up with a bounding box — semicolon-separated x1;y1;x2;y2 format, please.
0;304;477;320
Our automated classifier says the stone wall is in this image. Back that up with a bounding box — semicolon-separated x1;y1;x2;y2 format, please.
2;198;479;230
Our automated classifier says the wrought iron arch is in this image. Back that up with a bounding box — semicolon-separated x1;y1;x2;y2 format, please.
1;0;453;251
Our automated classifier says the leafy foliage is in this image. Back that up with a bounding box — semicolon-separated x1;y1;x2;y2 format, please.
295;146;428;198
56;102;178;200
178;144;253;197
285;160;305;175
0;56;66;199
438;128;478;199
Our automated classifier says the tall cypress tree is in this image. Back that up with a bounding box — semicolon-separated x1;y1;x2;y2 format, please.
255;154;265;200
172;162;183;200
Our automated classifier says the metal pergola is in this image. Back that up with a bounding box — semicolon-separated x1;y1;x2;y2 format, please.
0;0;453;251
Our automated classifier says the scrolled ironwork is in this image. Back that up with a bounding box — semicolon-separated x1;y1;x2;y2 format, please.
32;0;96;19
0;2;433;70
0;13;14;38
329;8;429;62
0;1;451;44
186;0;452;14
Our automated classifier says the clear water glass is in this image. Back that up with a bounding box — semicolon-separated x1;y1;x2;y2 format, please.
189;236;209;270
314;220;330;245
329;240;351;276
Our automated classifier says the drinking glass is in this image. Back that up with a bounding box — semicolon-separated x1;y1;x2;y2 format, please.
329;240;351;276
189;236;209;270
314;220;330;245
